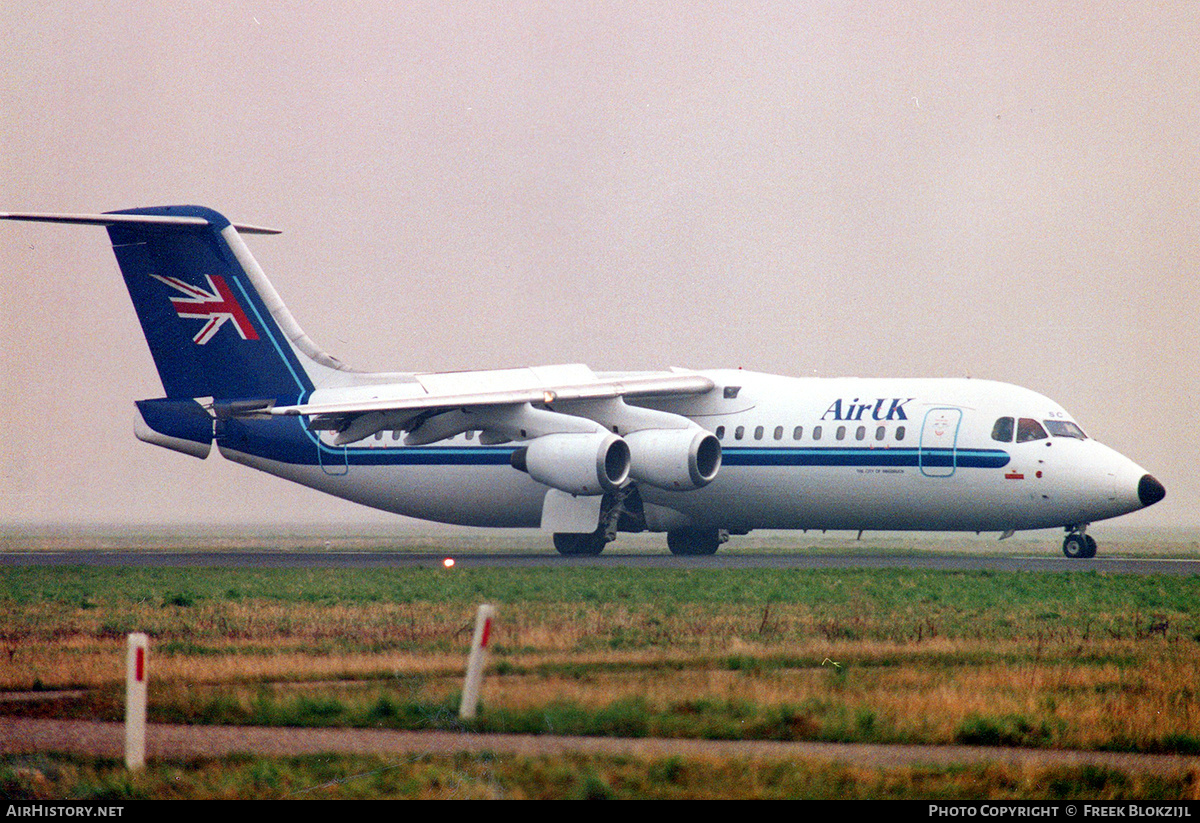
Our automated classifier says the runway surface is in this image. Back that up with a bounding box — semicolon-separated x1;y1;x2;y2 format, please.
2;549;1200;574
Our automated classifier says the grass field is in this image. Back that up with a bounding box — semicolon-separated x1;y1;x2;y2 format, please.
6;751;1198;800
2;527;1199;799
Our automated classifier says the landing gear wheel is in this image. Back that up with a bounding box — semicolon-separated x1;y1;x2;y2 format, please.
667;529;722;556
554;531;607;556
1062;532;1097;559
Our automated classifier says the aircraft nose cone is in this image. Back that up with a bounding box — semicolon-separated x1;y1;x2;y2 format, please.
1138;474;1166;508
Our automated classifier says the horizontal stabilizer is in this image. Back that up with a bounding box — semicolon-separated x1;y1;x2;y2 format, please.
0;211;280;235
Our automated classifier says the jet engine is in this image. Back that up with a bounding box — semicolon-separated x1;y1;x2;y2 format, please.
623;427;722;490
510;431;631;496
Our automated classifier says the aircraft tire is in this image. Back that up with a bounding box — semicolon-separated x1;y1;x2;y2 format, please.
667;529;721;556
1062;533;1089;559
554;531;607;557
1084;535;1097;558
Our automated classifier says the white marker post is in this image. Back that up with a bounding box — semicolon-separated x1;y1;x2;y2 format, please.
125;632;148;770
459;604;495;720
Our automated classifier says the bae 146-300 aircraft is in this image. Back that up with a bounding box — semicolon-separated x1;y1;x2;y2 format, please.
1;206;1166;558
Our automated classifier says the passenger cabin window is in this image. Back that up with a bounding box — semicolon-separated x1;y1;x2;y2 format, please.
813;425;823;441
895;426;906;441
1045;420;1088;440
875;426;885;441
754;425;764;440
735;425;745;440
1016;418;1049;443
855;425;866;441
991;417;1014;443
774;426;784;441
836;425;846;441
793;426;803;440
716;425;726;439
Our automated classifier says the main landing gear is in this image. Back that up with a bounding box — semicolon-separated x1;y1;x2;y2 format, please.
1062;525;1097;559
550;486;735;558
552;488;633;557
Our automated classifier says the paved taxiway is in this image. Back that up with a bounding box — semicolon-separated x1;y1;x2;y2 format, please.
2;550;1198;574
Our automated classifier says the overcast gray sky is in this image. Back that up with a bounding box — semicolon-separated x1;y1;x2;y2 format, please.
2;2;1196;532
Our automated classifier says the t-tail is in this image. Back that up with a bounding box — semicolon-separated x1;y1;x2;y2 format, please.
1;205;351;459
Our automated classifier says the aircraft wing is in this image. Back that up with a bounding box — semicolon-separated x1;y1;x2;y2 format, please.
270;364;716;445
274;366;713;417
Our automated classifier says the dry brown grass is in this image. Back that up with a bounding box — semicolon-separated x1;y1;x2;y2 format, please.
12;625;1194;753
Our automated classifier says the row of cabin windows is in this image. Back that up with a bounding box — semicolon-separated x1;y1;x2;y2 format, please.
354;418;1089;446
370;426;911;445
365;425;929;447
715;424;907;443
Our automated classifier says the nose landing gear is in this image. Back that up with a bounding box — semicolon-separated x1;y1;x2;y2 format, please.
1062;526;1097;559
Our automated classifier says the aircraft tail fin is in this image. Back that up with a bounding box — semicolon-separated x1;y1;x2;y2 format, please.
4;205;349;402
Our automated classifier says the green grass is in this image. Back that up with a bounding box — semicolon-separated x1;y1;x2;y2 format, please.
3;561;1200;798
3;751;1196;800
3;565;1198;622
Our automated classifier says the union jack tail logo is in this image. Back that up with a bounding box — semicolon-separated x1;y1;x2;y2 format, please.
151;274;259;344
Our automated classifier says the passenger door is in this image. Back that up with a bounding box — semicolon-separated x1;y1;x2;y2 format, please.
919;407;962;478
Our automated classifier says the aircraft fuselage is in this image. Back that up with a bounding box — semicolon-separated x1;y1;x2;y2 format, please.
219;370;1157;538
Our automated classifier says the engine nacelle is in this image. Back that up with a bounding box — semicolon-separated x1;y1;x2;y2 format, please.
510;431;631;496
623;427;722;490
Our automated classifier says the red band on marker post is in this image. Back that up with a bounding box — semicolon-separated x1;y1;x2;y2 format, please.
460;604;496;720
125;633;149;770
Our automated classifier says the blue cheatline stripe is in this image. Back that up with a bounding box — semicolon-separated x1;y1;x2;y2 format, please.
261;443;1009;470
721;447;1009;470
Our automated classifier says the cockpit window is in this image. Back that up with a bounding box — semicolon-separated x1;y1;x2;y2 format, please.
1044;420;1087;440
991;417;1014;443
1016;418;1049;443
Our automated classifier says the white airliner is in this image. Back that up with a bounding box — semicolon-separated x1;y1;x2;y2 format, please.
2;206;1165;558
